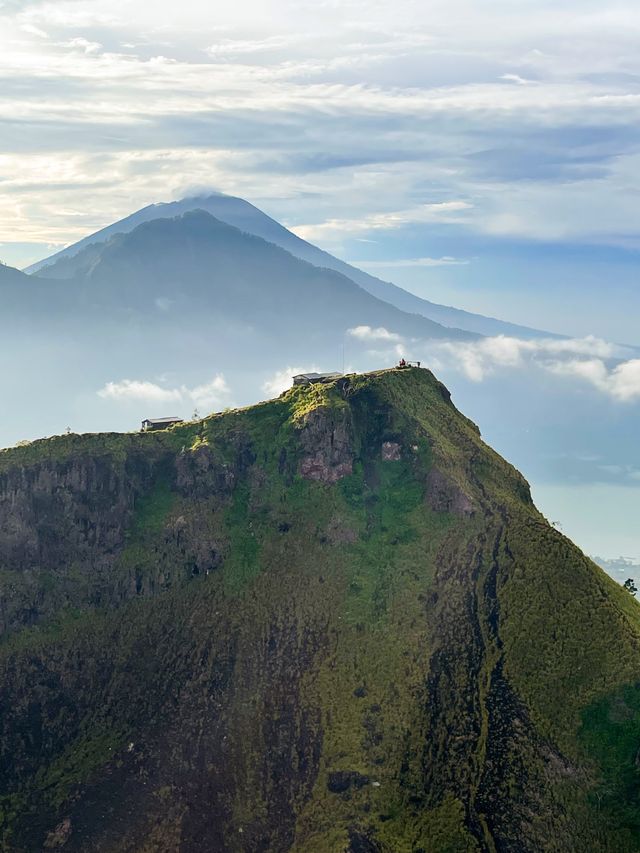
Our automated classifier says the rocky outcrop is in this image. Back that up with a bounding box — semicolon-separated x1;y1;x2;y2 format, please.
174;443;236;497
0;454;140;571
298;407;354;483
0;447;178;635
327;770;370;793
425;467;474;517
163;514;224;577
381;441;401;461
0;432;257;635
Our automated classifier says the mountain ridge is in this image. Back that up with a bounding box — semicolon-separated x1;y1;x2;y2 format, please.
25;193;557;340
24;209;475;342
1;367;639;852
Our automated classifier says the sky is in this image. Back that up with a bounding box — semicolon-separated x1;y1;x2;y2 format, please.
1;0;639;565
1;0;640;336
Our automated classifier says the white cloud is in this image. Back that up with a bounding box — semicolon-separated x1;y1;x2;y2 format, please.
609;359;640;401
293;202;472;242
59;37;102;54
548;357;640;401
536;336;623;358
98;379;182;404
349;256;469;268
206;36;295;58
20;23;48;38
429;335;636;391
189;375;231;408
347;325;402;342
500;73;530;85
344;330;634;394
155;296;173;311
98;373;231;410
435;337;522;382
262;365;315;396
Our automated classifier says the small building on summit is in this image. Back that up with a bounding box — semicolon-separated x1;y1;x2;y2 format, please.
141;417;184;432
292;372;343;387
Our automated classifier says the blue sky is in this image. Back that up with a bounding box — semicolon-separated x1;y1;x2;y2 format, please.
2;1;640;281
0;0;639;563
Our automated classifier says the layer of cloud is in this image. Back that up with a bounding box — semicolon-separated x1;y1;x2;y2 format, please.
98;373;231;409
592;555;640;582
347;325;402;342
431;335;638;395
349;256;470;268
3;0;640;266
293;202;472;242
346;327;640;401
547;357;640;402
98;379;181;404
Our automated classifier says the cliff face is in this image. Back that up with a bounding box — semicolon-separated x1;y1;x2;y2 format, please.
0;442;172;635
1;369;639;853
0;453;133;569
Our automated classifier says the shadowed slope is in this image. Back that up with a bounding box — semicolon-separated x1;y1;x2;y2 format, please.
23;210;473;342
26;193;555;340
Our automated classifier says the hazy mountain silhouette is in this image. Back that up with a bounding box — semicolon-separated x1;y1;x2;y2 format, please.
30;210;474;342
27;192;555;339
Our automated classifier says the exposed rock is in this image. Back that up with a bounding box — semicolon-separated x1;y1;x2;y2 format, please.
298;407;354;483
44;817;71;848
300;457;352;482
348;827;383;853
381;441;401;461
426;467;474;517
0;454;140;570
162;513;224;577
174;444;235;497
327;770;370;794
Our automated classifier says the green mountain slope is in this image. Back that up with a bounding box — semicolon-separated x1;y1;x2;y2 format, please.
1;368;639;852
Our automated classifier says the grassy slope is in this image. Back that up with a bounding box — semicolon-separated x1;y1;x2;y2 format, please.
0;369;639;852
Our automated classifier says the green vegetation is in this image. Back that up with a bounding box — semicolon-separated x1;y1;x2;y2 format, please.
285;378;350;423
37;729;128;811
221;483;262;594
0;368;639;852
129;479;176;539
580;684;640;846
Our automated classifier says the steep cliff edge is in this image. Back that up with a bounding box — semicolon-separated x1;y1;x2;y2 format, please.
1;368;639;853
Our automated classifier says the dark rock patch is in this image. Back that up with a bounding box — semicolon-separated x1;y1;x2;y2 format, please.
381;441;401;461
426;467;474;517
348;827;383;852
298;407;354;483
327;770;370;794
